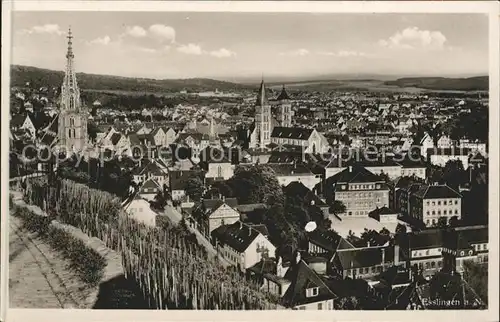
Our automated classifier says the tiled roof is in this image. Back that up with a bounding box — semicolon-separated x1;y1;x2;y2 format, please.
248;258;277;275
141;178;161;190
413;184;462;199
132;159;166;176
284;181;327;207
281;260;337;307
326;165;383;184
211;221;268;253
455;225;488;244
266;163;314;176
267;151;303;164
202;198;239;211
369;206;398;217
10;115;26;128
110;133;122;145
128;133;141;145
235;203;268;214
248;223;269;236
307;229;343;253
276;85;291;101
169;170;205;191
335;245;395;270
407;229;444;250
270;126;313;140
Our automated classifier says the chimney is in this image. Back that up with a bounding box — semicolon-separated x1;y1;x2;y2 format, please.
222;195;225;202
349;166;353;173
248;226;252;237
239;221;243;230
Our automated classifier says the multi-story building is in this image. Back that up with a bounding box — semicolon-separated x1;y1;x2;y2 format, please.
401;225;488;278
324;166;390;217
409;184;462;227
212;221;276;272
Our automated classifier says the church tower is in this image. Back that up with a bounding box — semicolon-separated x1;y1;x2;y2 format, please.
276;85;293;127
57;27;88;154
254;78;272;148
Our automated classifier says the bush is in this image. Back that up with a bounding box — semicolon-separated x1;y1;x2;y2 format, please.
13;206;106;287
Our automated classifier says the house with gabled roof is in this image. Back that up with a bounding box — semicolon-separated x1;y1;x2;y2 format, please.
212;221;276;272
332;245;396;280
132;159;169;187
191;197;240;237
321;166;391;218
284;181;330;215
409;184;462;227
168;170;205;201
307;229;355;260
267;163;321;190
270;126;329;154
138;177;162;201
280;255;338;310
198;146;235;180
122;192;159;228
10;113;37;138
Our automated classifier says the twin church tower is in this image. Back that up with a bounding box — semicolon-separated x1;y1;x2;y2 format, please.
47;28;293;154
251;79;293;149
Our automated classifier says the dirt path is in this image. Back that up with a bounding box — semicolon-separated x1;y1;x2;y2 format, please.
9;214;91;308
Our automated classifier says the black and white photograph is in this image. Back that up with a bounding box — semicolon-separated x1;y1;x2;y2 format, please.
2;1;499;321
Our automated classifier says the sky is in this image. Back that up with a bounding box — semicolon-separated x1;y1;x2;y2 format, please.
11;12;489;81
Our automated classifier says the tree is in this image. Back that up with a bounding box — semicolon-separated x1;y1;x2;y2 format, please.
442;159;466;190
379;227;391;239
151;191;167;210
184;176;204;202
436;216;448;229
329;200;346;215
227;164;284;206
449;216;460;227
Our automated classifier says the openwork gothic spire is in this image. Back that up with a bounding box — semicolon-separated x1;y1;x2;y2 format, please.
60;27;81;111
255;77;269;107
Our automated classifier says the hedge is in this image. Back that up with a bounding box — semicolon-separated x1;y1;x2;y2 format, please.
13;206;106;286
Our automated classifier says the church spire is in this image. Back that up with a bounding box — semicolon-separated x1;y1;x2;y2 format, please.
60;26;81;111
255;78;269;107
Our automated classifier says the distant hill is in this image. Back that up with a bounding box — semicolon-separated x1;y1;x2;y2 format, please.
10;65;252;93
384;76;488;91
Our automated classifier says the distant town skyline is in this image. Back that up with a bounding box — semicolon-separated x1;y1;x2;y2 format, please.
12;12;489;80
